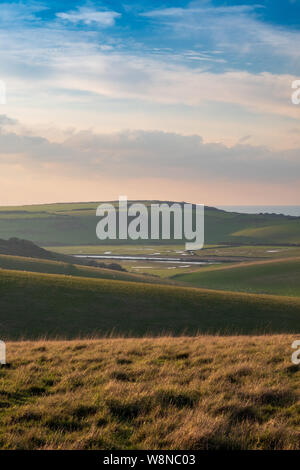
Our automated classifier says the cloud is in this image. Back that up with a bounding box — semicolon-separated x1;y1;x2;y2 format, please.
56;7;121;26
142;5;262;18
0;124;299;185
0;115;18;126
141;3;300;70
0;2;297;125
0;2;48;23
47;52;300;119
237;135;252;144
0;0;298;170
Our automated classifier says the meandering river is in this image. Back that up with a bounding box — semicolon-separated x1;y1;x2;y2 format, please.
74;254;217;265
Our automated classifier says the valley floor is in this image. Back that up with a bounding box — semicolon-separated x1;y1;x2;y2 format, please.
1;335;300;450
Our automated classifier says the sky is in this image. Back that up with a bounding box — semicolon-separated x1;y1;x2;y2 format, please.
0;0;299;205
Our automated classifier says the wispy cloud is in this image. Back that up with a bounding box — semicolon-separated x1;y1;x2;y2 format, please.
56;7;121;26
141;3;300;72
142;5;262;18
0;1;48;23
1;20;297;122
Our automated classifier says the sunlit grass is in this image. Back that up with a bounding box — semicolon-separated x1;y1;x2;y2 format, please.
1;335;299;450
174;257;300;297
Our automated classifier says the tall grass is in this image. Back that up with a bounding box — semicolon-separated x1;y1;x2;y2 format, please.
1;335;299;450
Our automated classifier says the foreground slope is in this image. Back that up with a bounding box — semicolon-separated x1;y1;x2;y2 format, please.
1;336;300;450
174;257;300;297
1;269;300;339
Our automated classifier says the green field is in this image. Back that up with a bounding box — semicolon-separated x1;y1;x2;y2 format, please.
174;258;300;297
194;245;300;260
118;260;210;278
43;243;300;279
0;201;299;246
1;268;300;339
46;244;300;259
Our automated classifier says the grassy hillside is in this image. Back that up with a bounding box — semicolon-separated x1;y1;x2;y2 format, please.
0;252;198;282
173;258;300;297
1;269;300;339
232;221;300;244
0;254;159;284
0;202;299;246
205;208;300;245
0;237;58;260
1;335;300;450
0;237;92;265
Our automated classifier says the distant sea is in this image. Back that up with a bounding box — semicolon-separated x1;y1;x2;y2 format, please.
217;206;300;217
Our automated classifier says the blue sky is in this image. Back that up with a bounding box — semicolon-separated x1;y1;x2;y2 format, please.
2;0;299;74
0;1;299;205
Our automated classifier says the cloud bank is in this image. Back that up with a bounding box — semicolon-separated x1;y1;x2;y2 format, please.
0;117;299;185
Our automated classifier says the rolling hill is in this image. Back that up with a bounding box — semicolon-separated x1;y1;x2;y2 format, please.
0;237;129;273
173;257;300;297
0;254;158;284
232;221;300;245
0;237;63;260
1;269;300;339
0;202;299;246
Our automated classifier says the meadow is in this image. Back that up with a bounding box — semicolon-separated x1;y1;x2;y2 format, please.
1;268;300;339
47;243;300;260
1;335;299;450
37;242;300;279
174;257;300;297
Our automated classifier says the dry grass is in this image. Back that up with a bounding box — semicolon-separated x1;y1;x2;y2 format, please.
1;335;300;450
